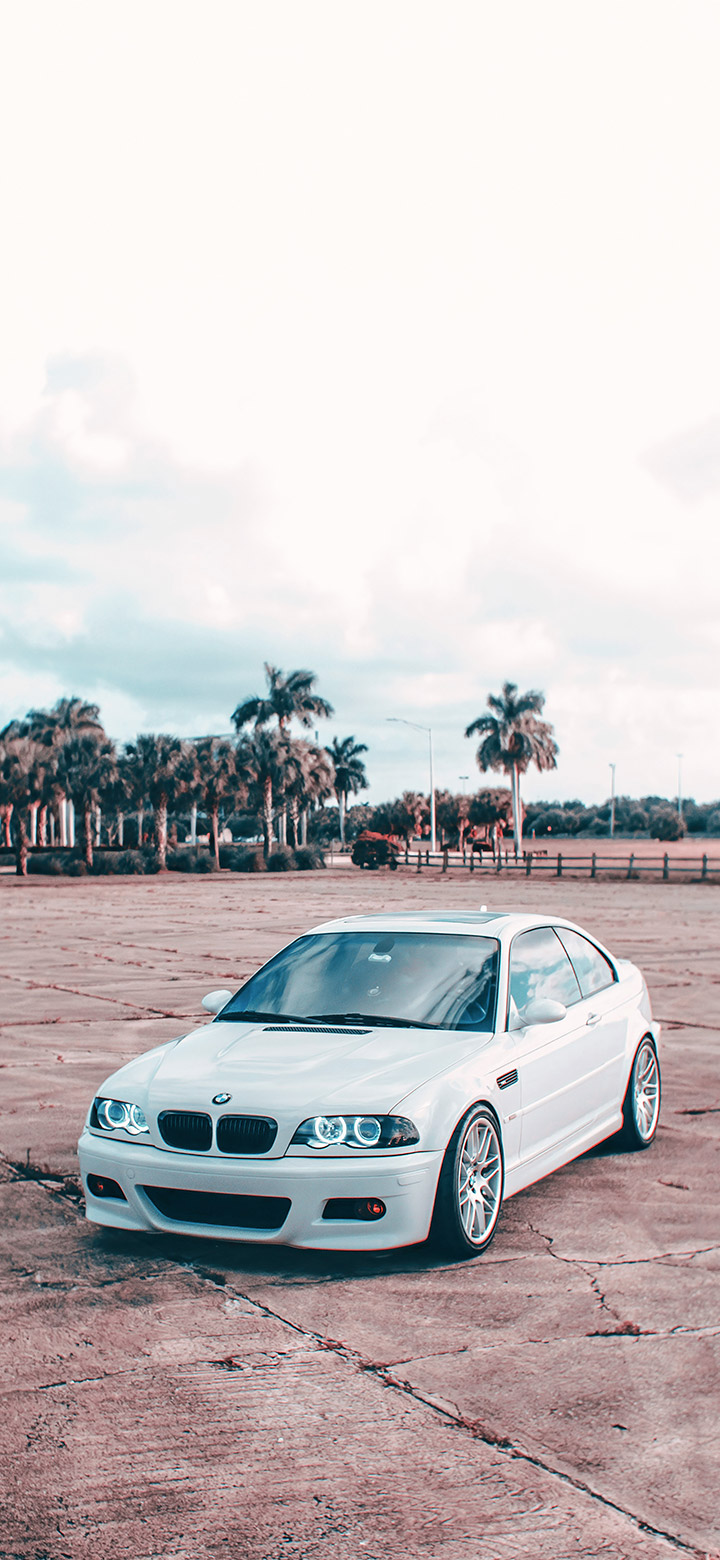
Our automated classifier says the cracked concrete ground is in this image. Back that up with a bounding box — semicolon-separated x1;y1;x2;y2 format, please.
0;872;718;1559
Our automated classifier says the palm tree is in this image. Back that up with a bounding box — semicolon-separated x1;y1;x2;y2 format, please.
27;697;105;847
0;722;48;875
231;665;333;851
325;736;368;848
232;664;334;735
465;682;558;855
236;727;292;861
123;734;188;869
193;738;246;867
279;739;334;848
56;733;118;870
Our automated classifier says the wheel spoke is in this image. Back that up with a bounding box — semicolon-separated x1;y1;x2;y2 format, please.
633;1046;659;1139
456;1116;502;1245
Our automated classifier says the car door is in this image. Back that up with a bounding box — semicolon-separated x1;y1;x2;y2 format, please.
554;926;630;1120
507;926;598;1165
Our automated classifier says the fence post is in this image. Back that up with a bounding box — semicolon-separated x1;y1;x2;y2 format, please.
442;848;448;873
526;852;532;876
405;847;409;865
416;851;422;873
627;853;635;880
425;849;429;866
469;852;474;873
591;852;596;879
496;848;502;873
557;852;562;877
663;853;669;881
702;854;708;880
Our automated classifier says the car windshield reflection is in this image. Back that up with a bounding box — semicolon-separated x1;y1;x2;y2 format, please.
215;932;500;1032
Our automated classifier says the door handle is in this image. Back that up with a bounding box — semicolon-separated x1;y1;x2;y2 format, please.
585;1012;600;1027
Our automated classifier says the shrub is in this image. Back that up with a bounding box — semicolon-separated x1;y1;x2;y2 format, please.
705;809;720;836
225;846;267;872
116;849;150;874
293;845;326;870
167;849;218;873
66;859;87;876
28;853;66;875
650;810;686;842
266;845;296;872
91;852;119;875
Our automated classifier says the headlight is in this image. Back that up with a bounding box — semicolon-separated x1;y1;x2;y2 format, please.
291;1114;419;1149
92;1098;149;1135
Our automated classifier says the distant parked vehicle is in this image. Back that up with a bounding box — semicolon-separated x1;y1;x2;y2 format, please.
351;831;400;870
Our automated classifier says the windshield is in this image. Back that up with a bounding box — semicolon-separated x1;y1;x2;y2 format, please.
217;931;500;1032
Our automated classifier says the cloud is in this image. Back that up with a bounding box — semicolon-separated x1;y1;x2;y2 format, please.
1;343;719;804
644;420;720;503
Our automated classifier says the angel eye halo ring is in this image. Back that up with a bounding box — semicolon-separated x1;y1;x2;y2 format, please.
291;1114;419;1150
94;1098;149;1135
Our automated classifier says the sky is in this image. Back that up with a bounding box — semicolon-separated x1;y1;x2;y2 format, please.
1;1;719;806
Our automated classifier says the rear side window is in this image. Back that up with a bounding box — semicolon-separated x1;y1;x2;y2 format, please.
507;927;581;1028
555;928;616;998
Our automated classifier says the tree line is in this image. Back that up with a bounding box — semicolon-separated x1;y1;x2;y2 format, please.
3;669;712;878
0;667;369;876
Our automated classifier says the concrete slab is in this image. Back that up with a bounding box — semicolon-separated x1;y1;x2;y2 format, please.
1;871;719;1558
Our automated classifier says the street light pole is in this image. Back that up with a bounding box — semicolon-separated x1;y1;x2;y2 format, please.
609;762;616;838
387;717;437;853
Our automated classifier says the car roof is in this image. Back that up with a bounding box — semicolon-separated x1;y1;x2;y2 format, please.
306;909;579;938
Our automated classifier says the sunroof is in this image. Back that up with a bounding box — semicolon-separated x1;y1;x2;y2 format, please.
351;911;507;924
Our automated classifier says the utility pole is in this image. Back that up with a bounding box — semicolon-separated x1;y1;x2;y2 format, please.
387;717;437;853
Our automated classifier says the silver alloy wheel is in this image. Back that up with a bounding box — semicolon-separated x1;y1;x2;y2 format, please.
457;1115;503;1244
633;1041;660;1141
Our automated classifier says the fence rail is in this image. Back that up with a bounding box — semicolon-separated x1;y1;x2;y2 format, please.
399;848;720;881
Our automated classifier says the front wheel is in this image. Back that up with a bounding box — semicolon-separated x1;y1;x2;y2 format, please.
618;1038;661;1149
429;1106;504;1260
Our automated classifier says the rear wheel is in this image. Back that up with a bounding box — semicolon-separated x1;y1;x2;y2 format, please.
430;1106;504;1260
618;1039;661;1149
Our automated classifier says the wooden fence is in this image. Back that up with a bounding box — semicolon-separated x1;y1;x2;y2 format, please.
399;848;720;881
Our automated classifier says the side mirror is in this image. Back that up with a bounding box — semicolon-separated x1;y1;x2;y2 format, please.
522;997;567;1025
201;989;233;1015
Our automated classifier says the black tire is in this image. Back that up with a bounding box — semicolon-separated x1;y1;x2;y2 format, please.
389;857;398;871
429;1105;504;1260
617;1038;661;1150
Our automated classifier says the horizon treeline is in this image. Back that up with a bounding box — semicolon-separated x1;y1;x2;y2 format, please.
2;675;718;878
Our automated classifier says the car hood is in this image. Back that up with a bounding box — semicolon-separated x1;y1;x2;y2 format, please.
98;1019;492;1137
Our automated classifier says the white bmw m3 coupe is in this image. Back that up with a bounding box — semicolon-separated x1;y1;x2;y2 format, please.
78;909;661;1259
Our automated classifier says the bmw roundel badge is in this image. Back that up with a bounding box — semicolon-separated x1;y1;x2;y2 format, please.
212;1092;232;1105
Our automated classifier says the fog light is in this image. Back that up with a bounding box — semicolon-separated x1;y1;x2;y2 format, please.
322;1197;386;1222
86;1174;126;1201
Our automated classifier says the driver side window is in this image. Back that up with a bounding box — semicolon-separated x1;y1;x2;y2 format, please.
507;927;581;1029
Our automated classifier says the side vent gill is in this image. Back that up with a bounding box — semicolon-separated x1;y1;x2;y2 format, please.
497;1068;519;1091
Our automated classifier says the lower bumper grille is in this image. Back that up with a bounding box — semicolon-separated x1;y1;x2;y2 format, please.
141;1186;291;1230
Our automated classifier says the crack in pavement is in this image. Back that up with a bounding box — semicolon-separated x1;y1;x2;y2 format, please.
4;1155;718;1558
2;1347;303;1397
186;1263;713;1560
1;1152;84;1206
0;969;183;1019
527;1221;720;1270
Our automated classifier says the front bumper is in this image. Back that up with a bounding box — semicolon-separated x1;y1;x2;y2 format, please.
77;1129;443;1250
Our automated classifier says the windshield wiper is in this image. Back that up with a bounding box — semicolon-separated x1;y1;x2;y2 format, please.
214;1009;307;1024
307;1011;438;1030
